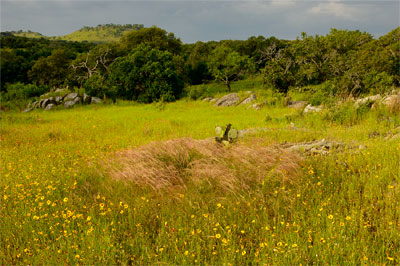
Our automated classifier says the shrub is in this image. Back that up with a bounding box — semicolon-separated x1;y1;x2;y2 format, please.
187;85;209;100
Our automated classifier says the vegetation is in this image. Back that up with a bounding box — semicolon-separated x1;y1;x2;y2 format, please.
1;90;399;264
1;24;399;265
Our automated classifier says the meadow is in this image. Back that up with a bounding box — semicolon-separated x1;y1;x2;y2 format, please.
1;85;399;265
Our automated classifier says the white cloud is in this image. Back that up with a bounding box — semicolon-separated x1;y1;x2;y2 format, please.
308;1;362;20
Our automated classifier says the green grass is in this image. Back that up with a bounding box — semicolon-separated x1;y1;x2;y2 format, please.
1;93;399;265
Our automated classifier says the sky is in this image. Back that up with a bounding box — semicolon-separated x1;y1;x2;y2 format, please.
1;0;399;43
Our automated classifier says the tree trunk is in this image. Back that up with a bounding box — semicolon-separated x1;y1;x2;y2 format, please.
226;80;231;92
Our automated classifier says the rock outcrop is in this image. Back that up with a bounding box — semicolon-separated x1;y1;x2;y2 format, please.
24;91;102;112
214;93;240;107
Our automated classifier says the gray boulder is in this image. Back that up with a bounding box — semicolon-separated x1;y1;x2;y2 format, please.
55;96;63;104
287;101;308;109
64;100;76;108
240;94;257;105
73;96;81;104
91;97;102;104
252;101;268;110
64;93;78;102
83;93;91;104
214;93;240;107
304;104;322;113
41;99;50;108
45;104;55;111
23;108;33;113
354;94;382;108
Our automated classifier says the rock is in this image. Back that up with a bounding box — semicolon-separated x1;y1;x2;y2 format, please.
209;98;216;102
354;94;382;108
83;93;91;104
23;108;33;113
55;96;63;104
202;97;213;102
55;88;65;93
240;94;257;105
64;100;76;108
252;101;268;110
64;93;78;102
383;94;400;109
287;101;308;109
91;97;102;104
45;104;55;111
214;93;240;107
73;96;81;104
304;104;322;113
41;99;50;108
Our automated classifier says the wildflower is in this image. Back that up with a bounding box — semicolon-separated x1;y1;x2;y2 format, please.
99;203;105;209
46;200;51;205
241;230;245;234
277;242;283;246
292;244;298;248
184;250;189;255
215;234;221;239
387;256;394;261
75;254;80;259
63;197;68;203
159;248;164;252
328;215;333;219
242;250;246;256
346;216;351;221
124;204;128;209
217;203;222;208
86;216;91;221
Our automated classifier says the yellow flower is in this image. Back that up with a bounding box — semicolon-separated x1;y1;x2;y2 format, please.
63;197;68;203
241;230;245;234
86;216;91;221
328;215;333;219
99;203;105;209
215;234;221;239
184;250;189;255
242;250;246;256
75;254;80;259
387;256;394;261
159;248;164;252
346;216;351;221
292;244;298;248
124;204;128;209
277;242;282;246
217;203;222;208
46;200;51;205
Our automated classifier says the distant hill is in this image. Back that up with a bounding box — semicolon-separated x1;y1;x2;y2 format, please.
10;30;46;39
8;24;144;43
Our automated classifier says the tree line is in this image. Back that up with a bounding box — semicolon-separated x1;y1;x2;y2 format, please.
1;26;399;104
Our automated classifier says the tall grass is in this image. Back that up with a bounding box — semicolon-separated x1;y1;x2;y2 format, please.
1;97;399;265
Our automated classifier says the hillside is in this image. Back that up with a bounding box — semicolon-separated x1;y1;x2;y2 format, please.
8;24;144;43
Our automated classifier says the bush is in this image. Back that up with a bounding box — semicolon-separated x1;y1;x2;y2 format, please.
322;102;370;126
187;85;209;100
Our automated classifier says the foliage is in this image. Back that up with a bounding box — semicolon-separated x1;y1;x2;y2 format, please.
0;83;48;110
107;44;183;103
208;45;253;91
120;26;182;55
28;49;74;87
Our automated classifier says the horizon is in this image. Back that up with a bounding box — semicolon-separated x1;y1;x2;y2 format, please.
1;1;399;43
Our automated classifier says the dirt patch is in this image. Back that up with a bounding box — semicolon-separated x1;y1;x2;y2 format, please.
108;138;301;195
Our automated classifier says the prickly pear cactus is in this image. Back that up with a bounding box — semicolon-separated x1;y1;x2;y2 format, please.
215;124;238;144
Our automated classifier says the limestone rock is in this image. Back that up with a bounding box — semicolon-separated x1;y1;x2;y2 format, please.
240;94;257;105
287;101;308;109
64;93;78;102
91;97;102;104
304;104;322;113
45;104;55;111
214;93;240;107
64;100;76;108
354;95;382;108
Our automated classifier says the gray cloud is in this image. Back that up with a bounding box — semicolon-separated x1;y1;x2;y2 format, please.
1;1;399;43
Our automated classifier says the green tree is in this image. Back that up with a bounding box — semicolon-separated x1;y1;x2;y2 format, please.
208;45;252;91
107;44;183;103
28;48;73;87
120;26;182;55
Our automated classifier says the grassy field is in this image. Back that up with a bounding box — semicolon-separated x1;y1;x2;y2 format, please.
1;89;399;265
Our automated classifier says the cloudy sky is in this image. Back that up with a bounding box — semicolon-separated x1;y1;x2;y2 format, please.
1;1;399;43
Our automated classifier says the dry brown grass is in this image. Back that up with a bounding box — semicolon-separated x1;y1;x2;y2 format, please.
108;138;301;195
